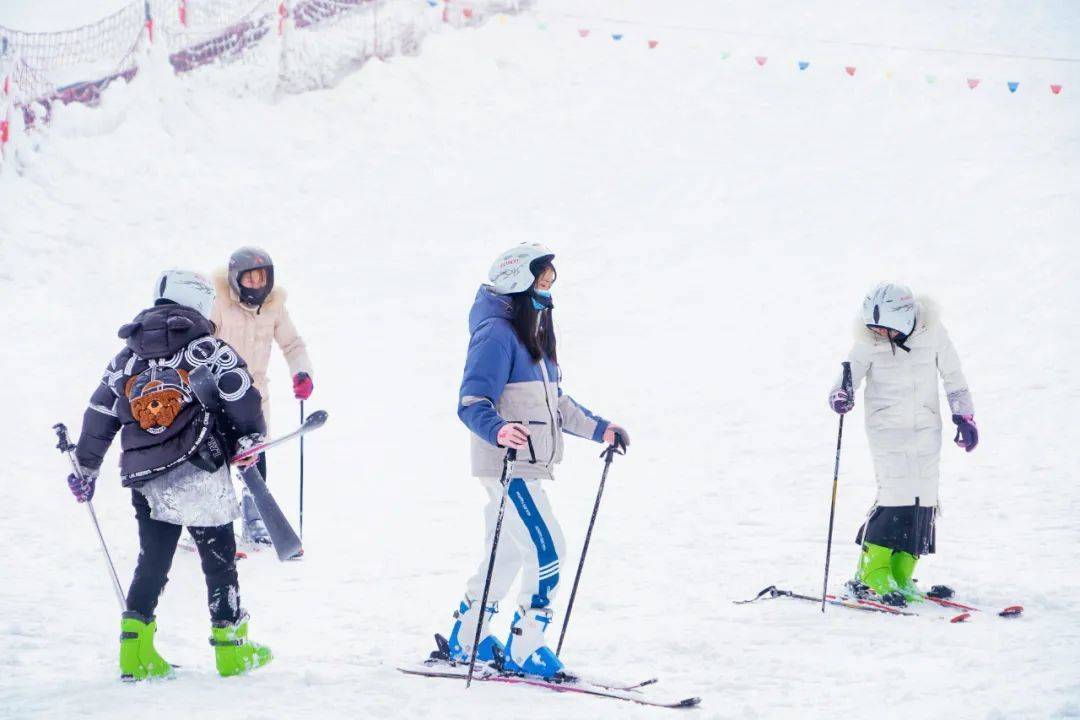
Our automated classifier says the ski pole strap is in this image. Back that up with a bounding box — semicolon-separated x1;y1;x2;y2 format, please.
733;586;787;604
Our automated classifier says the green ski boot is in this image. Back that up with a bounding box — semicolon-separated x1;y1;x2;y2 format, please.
210;613;272;677
857;543;906;607
119;611;175;681
890;551;924;603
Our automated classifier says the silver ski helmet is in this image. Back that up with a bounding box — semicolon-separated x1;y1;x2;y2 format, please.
153;269;216;320
488;243;555;295
228;246;274;308
862;282;917;338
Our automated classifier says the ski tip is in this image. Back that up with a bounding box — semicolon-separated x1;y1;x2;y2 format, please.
677;697;702;708
235;551;248;560
304;410;329;427
999;605;1024;617
950;612;971;623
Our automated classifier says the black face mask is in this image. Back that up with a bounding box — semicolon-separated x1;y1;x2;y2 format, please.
237;267;274;308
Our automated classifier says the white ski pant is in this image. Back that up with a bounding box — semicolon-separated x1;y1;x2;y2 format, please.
465;477;566;615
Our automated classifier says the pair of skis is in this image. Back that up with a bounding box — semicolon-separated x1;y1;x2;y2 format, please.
398;636;701;709
226;410;328;561
738;585;1023;622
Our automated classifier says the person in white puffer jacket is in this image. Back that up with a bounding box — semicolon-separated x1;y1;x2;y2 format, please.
828;283;979;607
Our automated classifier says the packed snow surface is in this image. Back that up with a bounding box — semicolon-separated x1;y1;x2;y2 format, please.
1;1;1079;719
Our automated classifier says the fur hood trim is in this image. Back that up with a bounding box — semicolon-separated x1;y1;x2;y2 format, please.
212;268;287;311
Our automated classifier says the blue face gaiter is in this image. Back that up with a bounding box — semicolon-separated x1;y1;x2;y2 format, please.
531;289;553;311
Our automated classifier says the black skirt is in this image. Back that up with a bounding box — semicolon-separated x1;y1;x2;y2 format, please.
855;504;937;556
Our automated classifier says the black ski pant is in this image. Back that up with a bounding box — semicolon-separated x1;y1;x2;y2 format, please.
127;490;242;624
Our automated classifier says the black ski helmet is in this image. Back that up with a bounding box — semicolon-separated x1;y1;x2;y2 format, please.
228;246;275;308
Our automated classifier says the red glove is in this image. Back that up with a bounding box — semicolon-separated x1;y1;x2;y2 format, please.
293;372;313;400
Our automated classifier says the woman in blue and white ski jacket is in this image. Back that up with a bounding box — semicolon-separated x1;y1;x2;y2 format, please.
442;244;627;679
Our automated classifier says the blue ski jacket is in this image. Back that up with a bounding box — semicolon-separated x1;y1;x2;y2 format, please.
458;286;609;480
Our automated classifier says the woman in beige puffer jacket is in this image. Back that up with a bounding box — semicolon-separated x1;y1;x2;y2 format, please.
210;268;313;425
210;247;313;546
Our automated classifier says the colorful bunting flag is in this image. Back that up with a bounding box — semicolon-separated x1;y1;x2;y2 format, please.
798;61;809;70
755;56;767;66
967;78;980;89
612;33;623;41
578;28;589;37
884;70;895;80
845;66;856;76
720;51;731;60
1051;84;1063;94
462;7;472;18
1007;81;1019;93
925;75;936;84
648;40;658;49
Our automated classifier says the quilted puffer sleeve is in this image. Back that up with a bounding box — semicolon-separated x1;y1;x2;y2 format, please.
458;321;513;447
936;324;974;416
828;342;872;407
557;388;609;442
75;349;128;470
213;339;267;447
275;303;313;378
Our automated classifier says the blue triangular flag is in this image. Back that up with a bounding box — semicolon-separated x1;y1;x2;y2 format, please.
798;61;809;71
1007;81;1019;93
612;33;623;41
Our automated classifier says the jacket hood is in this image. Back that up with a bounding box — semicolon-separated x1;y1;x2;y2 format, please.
212;268;287;312
118;305;214;359
853;296;939;344
469;285;514;334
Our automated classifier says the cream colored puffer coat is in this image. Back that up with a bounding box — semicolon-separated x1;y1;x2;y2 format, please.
210;270;312;421
830;299;973;508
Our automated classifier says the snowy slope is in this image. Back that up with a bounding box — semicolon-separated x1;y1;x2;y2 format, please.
1;2;1079;719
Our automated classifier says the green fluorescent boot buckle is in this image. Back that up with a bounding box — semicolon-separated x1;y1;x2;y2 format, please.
119;611;175;681
210;613;273;677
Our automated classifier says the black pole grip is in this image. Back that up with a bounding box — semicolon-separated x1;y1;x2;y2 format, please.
53;423;75;453
841;361;853;395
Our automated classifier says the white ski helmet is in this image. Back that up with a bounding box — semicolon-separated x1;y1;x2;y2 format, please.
153;269;216;320
488;243;555;295
862;282;916;337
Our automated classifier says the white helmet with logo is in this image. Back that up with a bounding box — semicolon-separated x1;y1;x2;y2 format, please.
488;243;556;295
862;282;916;337
153;269;216;320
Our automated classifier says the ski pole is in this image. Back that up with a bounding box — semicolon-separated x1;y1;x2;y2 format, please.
556;433;626;657
52;423;127;611
821;362;852;613
299;400;305;540
466;447;517;689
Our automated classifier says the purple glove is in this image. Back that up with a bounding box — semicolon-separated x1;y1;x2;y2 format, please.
67;467;98;503
953;415;978;452
829;388;854;414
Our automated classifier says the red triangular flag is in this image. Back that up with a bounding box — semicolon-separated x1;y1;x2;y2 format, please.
1051;84;1063;95
648;40;658;49
578;28;590;38
967;78;980;89
845;66;856;76
755;56;767;66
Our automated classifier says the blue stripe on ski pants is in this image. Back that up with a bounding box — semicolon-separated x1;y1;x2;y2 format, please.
508;478;559;609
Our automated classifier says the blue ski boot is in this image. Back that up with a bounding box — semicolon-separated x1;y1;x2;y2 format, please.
503;606;565;679
444;596;504;664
